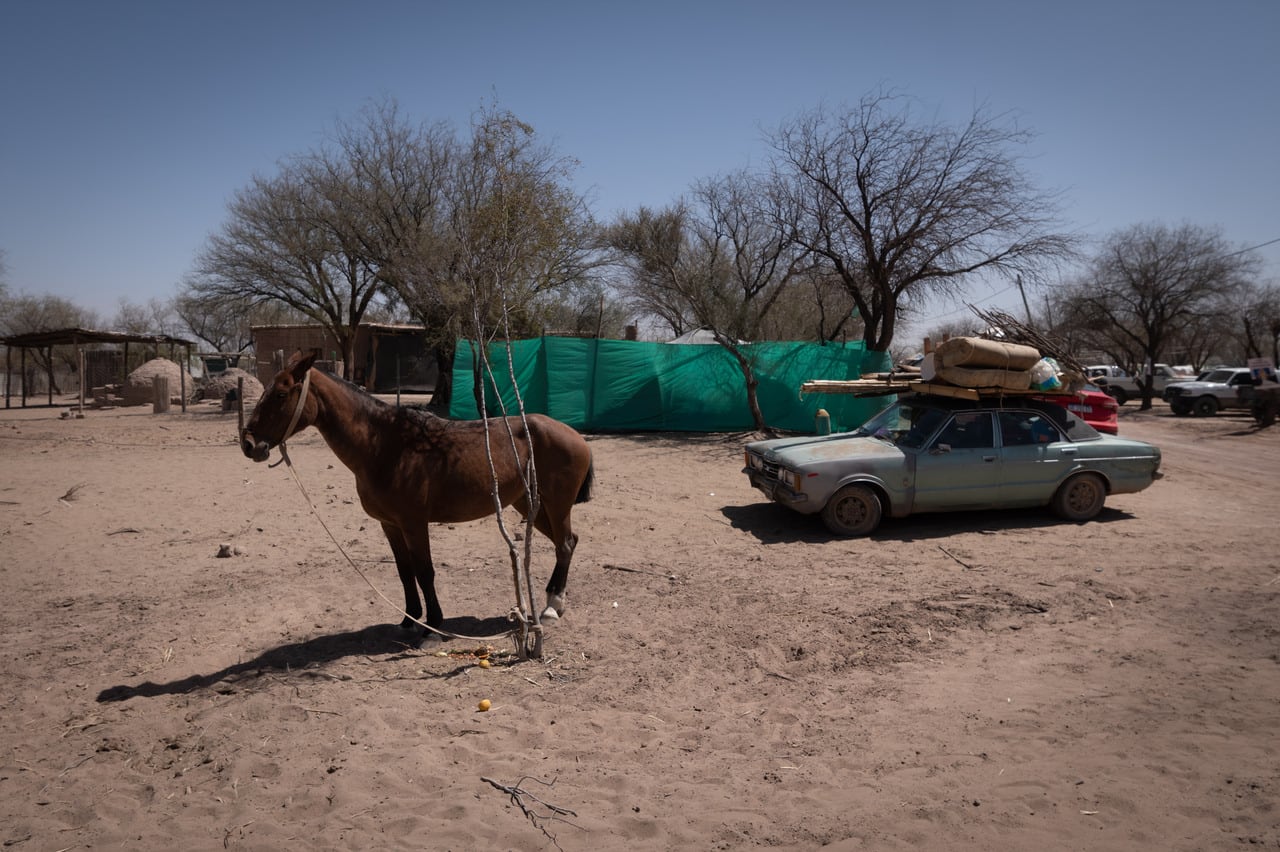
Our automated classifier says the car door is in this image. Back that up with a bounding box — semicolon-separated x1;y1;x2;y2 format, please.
911;411;1001;511
997;410;1073;505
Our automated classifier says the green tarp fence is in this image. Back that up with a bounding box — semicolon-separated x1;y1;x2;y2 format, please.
449;337;893;433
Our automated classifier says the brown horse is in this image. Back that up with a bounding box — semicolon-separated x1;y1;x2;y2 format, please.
240;351;594;644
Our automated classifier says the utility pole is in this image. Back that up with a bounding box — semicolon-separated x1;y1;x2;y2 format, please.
1016;274;1033;323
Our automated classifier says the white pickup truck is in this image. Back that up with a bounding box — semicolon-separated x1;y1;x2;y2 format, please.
1087;364;1187;404
1163;366;1280;417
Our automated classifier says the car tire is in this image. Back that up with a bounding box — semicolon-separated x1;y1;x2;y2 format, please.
1169;401;1191;416
1192;396;1219;417
821;484;883;537
1108;387;1128;405
1050;473;1106;522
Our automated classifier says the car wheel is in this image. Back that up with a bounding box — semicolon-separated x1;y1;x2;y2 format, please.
1169;401;1191;416
1051;473;1106;522
1108;387;1128;405
1192;396;1218;417
821;484;883;536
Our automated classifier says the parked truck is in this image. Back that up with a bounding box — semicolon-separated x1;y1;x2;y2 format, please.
1163;365;1280;418
1087;363;1188;405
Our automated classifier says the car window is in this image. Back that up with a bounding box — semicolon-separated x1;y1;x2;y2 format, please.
1203;370;1235;383
858;400;950;449
999;411;1061;446
899;406;949;449
932;412;995;450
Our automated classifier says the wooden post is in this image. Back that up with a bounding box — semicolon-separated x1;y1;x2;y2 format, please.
153;376;170;414
237;377;245;436
78;347;86;416
46;346;53;406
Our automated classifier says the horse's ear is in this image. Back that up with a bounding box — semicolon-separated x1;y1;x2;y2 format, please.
287;350;318;381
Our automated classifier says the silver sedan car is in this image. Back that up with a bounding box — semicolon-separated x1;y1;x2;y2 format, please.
743;394;1162;536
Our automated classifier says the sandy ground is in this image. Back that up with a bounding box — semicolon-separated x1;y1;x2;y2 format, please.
1;393;1277;851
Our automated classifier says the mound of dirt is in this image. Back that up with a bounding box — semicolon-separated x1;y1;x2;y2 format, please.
123;358;194;406
200;367;264;407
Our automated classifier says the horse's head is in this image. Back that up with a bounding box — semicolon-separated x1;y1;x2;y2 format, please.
241;351;318;463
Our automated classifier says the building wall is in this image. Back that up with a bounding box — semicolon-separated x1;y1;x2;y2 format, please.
251;325;436;392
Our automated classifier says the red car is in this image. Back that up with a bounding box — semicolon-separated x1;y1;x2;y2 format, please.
1036;383;1119;434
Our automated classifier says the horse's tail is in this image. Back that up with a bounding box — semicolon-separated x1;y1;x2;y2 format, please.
575;457;595;504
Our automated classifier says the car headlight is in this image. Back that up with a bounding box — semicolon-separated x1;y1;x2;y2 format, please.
779;468;803;490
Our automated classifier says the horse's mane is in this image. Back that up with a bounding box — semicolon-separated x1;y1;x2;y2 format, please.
316;368;452;428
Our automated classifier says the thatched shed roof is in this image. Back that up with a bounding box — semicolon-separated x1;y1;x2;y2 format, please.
0;327;193;348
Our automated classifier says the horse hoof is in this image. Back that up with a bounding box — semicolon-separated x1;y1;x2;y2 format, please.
418;631;445;650
539;606;561;625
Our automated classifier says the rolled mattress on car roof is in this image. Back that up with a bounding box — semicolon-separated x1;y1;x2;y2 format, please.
934;364;1032;390
934;337;1041;370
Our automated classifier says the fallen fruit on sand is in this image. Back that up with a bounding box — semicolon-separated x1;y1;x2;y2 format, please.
477;699;492;712
478;659;491;669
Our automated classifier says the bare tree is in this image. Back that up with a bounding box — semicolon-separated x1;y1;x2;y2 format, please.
1057;222;1261;407
188;154;394;380
445;107;604;406
305;100;459;395
304;100;599;407
0;292;98;392
173;288;309;354
112;297;182;338
605;206;696;338
768;92;1076;353
759;266;862;342
607;170;807;432
1236;282;1280;366
529;279;630;339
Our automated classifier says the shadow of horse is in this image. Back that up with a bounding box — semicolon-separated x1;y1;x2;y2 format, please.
721;501;1136;545
95;614;510;703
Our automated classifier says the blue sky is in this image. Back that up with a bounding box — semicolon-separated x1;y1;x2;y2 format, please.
2;0;1277;342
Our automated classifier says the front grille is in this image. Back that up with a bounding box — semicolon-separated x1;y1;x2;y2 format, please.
749;453;780;483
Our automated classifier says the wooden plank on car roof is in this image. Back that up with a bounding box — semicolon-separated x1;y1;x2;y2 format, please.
800;379;912;396
907;382;981;400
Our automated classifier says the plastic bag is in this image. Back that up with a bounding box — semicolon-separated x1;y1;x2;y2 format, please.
1030;357;1062;391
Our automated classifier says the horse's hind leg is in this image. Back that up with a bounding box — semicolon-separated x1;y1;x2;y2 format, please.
529;504;577;623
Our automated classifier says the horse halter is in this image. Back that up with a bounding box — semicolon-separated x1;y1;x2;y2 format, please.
270;368;311;468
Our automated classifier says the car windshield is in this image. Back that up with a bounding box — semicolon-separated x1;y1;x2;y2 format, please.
855;399;949;450
1202;370;1236;383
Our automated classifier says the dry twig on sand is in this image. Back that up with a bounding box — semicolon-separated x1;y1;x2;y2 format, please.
938;545;977;570
481;774;580;849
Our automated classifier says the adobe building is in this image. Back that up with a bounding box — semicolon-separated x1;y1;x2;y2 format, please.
251;323;437;394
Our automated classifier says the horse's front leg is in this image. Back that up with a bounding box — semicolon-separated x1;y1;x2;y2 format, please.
396;524;444;646
381;523;424;633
